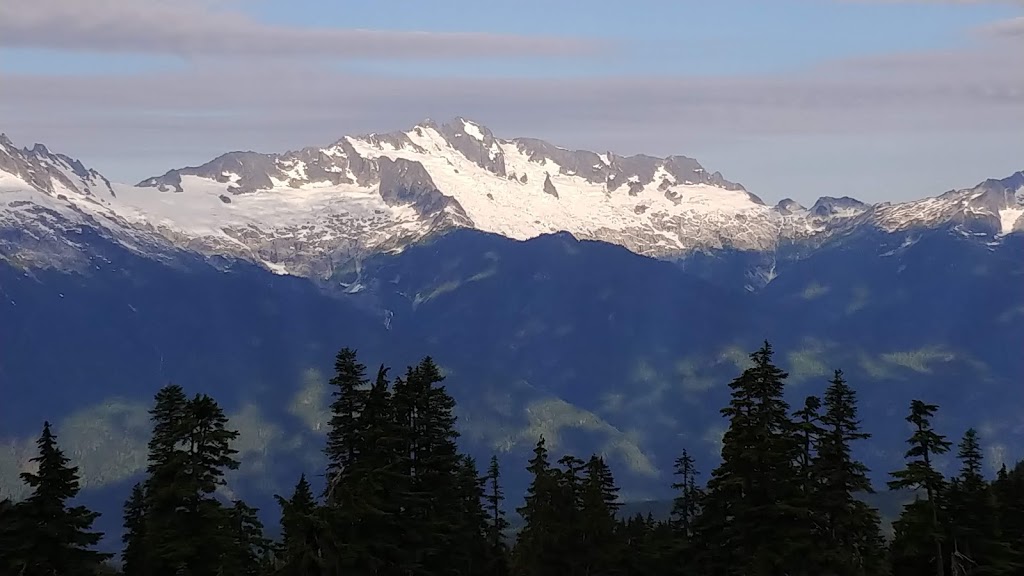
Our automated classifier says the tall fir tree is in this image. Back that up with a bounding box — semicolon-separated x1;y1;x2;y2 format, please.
992;461;1024;559
945;429;1021;575
396;357;469;576
579;455;622;576
16;421;112;576
274;473;323;576
121;482;149;576
141;384;192;576
0;497;29;574
222;500;272;576
485;455;511;576
814;370;887;576
695;341;809;576
356;364;413;575
140;385;242;576
794;395;824;498
670;449;702;538
888;399;952;576
555;454;587;576
453;455;492;576
185;393;243;576
324;347;370;503
515;436;562;576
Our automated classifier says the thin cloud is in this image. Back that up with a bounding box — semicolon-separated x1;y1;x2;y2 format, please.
0;0;600;59
2;46;1018;127
979;15;1024;35
0;34;1020;204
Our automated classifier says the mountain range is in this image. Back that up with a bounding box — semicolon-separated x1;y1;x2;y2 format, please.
1;119;1022;545
3;118;1022;282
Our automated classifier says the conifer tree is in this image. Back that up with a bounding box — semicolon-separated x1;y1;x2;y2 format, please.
184;393;242;576
274;473;322;576
992;461;1024;557
414;357;471;575
141;385;241;576
695;341;808;576
814;370;887;576
580;455;621;576
555;454;587;575
141;384;192;576
484;455;511;576
670;449;702;538
515;436;561;576
16;421;112;575
222;500;272;576
121;483;149;576
453;455;492;576
320;358;392;576
356;364;411;575
0;497;28;574
945;429;1020;575
888;399;952;576
794;395;824;497
324;347;370;503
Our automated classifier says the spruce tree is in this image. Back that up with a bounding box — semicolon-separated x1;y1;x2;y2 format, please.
184;393;242;576
397;356;467;576
556;454;587;576
121;483;148;576
141;384;192;576
453;455;492;576
515;436;561;576
141;385;241;576
695;341;808;576
814;370;887;576
945;429;1020;575
670;449;702;538
794;395;824;497
356;364;411;575
16;421;112;575
888;399;952;576
580;455;621;576
324;347;370;503
222;500;272;576
992;461;1024;558
484;455;511;576
274;474;322;576
0;497;28;574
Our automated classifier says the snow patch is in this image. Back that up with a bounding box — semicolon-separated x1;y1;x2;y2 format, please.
998;206;1023;236
462;120;485;141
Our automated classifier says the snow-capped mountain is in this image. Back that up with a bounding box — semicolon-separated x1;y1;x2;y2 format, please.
0;134;172;269
2;119;1022;277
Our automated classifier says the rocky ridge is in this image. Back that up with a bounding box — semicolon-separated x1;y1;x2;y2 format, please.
1;119;1022;278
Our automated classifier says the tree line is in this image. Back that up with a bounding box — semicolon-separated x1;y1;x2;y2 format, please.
1;341;1022;576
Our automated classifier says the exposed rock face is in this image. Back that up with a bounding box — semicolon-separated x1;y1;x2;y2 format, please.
0;134;115;198
542;173;559;198
774;198;805;216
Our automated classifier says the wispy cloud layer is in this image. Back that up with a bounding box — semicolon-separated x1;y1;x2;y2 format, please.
0;0;1020;202
980;14;1024;35
0;0;598;59
2;45;1018;138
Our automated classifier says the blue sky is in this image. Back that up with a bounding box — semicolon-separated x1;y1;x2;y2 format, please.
0;0;1021;203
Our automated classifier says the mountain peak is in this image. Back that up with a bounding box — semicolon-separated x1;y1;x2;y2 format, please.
809;196;868;218
774;198;806;215
0;133;115;200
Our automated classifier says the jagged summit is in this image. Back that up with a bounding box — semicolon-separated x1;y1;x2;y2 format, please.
774;198;805;215
0;134;115;199
2;121;1022;277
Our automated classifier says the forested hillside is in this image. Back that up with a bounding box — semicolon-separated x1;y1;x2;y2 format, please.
2;343;1022;576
